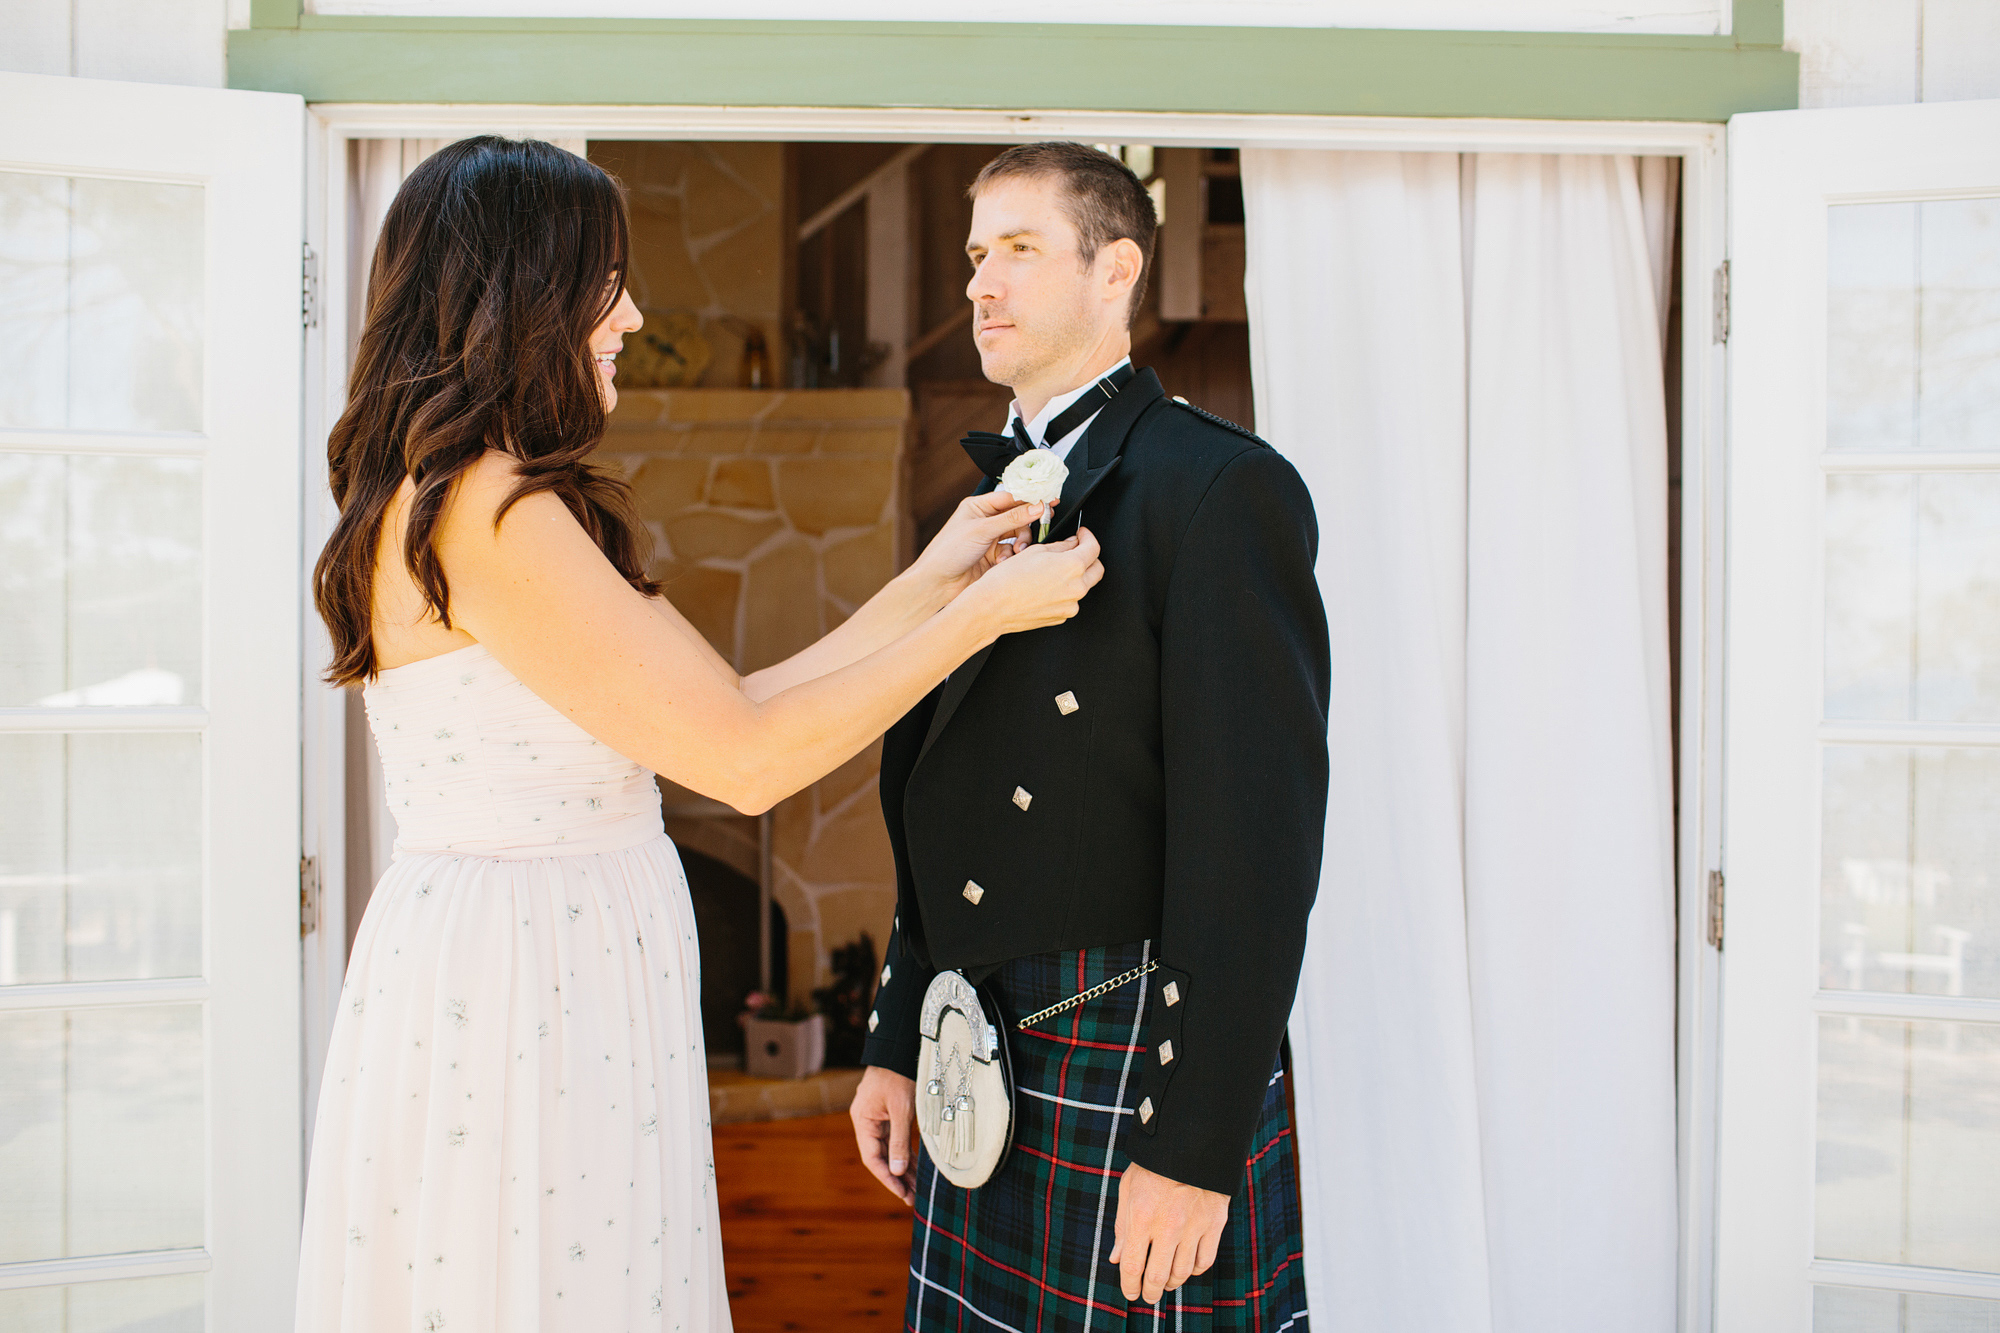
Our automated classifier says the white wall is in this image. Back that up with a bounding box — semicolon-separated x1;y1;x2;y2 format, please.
1788;0;2000;107
0;0;231;87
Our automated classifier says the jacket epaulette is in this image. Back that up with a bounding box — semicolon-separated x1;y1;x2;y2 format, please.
1166;395;1267;448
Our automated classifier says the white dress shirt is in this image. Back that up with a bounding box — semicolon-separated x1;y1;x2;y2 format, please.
1005;357;1133;462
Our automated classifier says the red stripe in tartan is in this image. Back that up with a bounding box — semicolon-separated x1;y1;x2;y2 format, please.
1012;1142;1118;1178
957;1185;969;1333
913;1180;1133;1321
1246;1127;1292;1169
1210;1250;1307;1308
1034;950;1087;1333
1017;1026;1146;1053
1247;1141;1263;1333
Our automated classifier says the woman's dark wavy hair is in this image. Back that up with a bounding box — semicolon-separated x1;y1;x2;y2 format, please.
314;136;659;687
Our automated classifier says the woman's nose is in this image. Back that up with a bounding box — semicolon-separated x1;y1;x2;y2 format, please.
613;289;643;332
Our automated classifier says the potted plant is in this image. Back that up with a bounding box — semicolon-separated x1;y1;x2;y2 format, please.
812;933;878;1068
739;991;826;1080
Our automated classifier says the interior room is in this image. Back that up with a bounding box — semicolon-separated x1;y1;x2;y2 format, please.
344;137;1267;1093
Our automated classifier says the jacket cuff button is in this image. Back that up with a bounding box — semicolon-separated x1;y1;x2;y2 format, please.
1158;1039;1174;1066
868;1011;879;1032
962;881;985;905
1138;1097;1155;1124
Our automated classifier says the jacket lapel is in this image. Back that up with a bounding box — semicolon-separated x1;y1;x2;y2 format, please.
912;369;1164;769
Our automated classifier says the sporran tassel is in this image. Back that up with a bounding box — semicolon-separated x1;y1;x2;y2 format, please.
920;1075;944;1137
950;1094;975;1163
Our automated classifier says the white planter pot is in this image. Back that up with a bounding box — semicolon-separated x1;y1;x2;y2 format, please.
743;1013;826;1080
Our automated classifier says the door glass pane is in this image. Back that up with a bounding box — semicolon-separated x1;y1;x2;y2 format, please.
1829;198;2000;452
1815;1016;2000;1272
1825;473;2000;723
0;171;203;433
0;1274;204;1333
1822;746;2000;1000
0;1004;203;1262
0;453;202;708
0;733;202;986
1816;1286;2000;1332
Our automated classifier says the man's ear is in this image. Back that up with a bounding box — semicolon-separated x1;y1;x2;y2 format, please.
1102;236;1145;307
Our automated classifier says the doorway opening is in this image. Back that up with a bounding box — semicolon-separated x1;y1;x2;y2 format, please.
307;106;1723;1333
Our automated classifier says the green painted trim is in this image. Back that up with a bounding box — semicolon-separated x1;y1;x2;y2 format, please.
1734;0;1784;46
250;0;299;27
231;5;1796;121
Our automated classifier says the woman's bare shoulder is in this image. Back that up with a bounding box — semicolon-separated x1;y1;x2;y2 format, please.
438;450;570;546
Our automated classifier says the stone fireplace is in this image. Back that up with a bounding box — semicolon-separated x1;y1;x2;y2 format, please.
600;387;907;1033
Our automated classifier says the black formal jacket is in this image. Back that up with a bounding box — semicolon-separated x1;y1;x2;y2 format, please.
859;367;1331;1196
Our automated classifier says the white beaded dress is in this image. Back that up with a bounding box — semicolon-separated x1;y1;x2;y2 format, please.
296;643;730;1333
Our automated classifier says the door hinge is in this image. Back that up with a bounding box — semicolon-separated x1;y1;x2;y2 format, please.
1712;260;1730;345
1706;869;1725;950
302;242;320;329
301;854;320;938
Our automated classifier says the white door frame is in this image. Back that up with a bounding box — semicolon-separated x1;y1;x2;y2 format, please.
299;102;1728;1333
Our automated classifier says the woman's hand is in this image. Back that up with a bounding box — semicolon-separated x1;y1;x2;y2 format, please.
954;526;1104;641
907;490;1049;598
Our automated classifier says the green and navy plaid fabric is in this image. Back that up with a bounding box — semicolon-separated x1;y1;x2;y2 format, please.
906;941;1307;1332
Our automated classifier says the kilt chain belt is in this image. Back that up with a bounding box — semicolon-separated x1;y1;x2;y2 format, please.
1014;959;1159;1030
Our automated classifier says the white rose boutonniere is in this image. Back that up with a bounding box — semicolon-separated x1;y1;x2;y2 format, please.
998;447;1067;542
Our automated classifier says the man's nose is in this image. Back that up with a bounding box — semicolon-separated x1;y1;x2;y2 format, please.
966;257;999;304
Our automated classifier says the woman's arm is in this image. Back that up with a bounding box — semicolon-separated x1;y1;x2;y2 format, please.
438;455;1097;814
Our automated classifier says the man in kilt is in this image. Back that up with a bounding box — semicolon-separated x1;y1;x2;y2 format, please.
852;142;1330;1331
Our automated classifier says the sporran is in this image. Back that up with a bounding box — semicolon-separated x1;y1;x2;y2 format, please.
915;970;1015;1188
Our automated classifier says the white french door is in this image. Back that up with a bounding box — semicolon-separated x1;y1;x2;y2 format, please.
1721;98;2000;1331
0;74;305;1330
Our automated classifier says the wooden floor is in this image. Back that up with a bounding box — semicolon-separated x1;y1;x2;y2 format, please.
716;1111;913;1331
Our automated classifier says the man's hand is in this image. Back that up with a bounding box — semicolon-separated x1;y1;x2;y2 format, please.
850;1065;919;1205
1108;1160;1230;1306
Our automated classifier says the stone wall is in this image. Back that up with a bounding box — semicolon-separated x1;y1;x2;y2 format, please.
601;388;908;1008
588;141;787;389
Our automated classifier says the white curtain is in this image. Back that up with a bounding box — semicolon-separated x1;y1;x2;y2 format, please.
1243;149;1679;1333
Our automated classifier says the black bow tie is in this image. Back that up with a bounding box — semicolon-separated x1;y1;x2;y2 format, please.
959;363;1137;480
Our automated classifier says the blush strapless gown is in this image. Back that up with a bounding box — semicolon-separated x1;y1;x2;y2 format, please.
295;643;730;1333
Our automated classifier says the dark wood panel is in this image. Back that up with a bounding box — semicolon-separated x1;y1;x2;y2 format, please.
1140;320;1257;435
910;377;1010;554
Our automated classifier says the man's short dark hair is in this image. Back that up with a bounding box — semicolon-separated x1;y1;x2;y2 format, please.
970;141;1159;325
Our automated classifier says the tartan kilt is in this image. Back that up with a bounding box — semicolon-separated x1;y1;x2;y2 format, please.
907;941;1307;1333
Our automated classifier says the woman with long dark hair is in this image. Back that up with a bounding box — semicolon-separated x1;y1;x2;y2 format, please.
295;137;1100;1332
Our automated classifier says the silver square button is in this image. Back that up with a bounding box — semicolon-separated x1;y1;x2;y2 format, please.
1138;1097;1154;1124
1162;981;1181;1007
1012;786;1033;811
962;880;985;905
1055;691;1080;715
881;964;892;984
1158;1039;1175;1066
868;1010;879;1032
